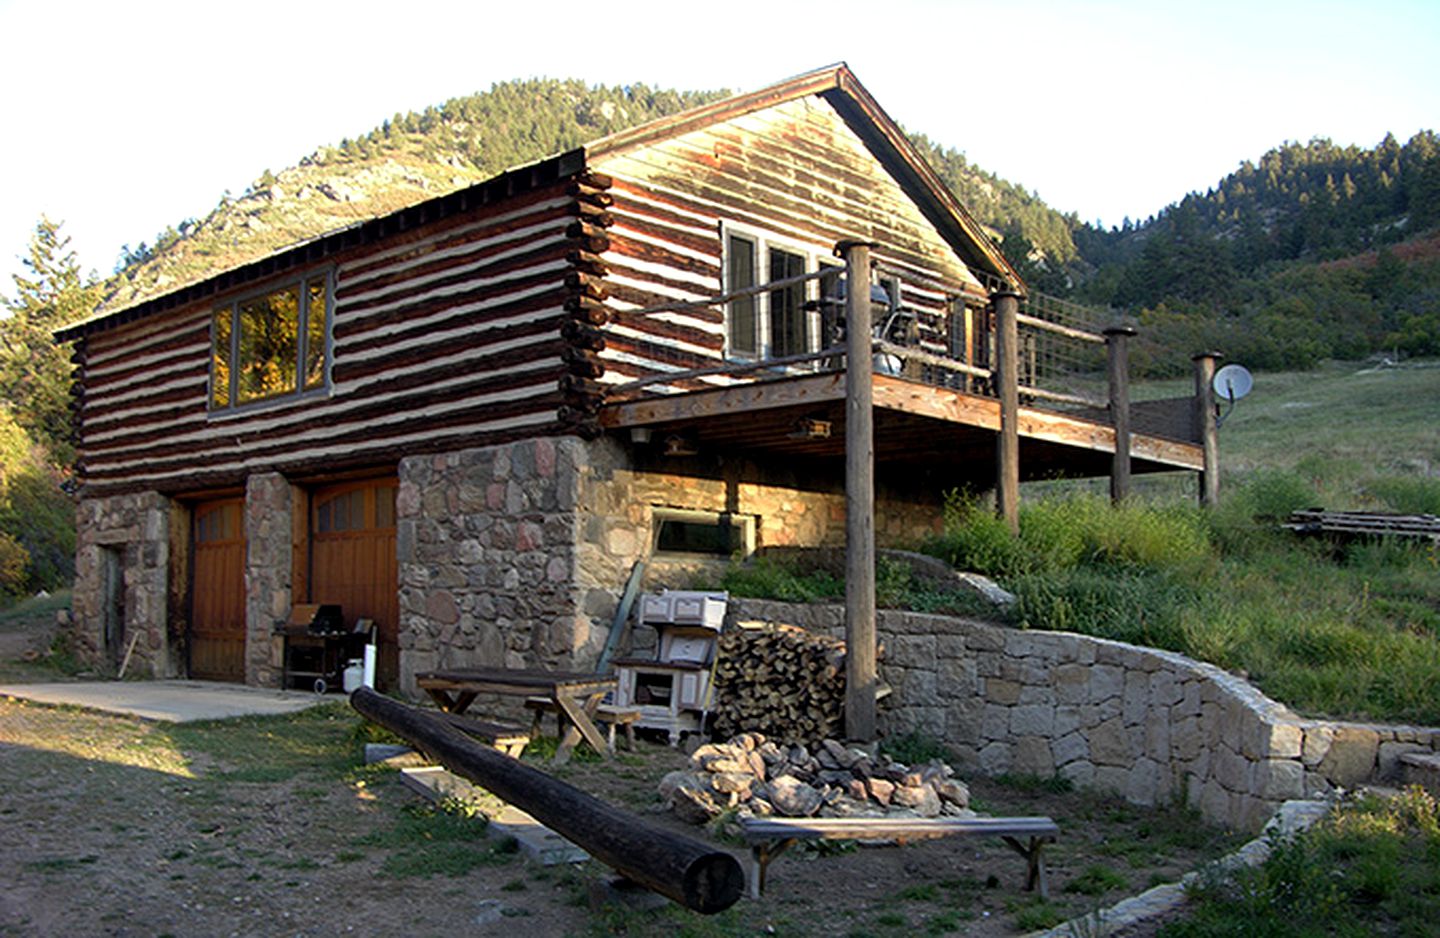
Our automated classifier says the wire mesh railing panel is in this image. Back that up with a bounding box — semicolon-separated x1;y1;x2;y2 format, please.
1015;293;1110;410
602;256;1123;421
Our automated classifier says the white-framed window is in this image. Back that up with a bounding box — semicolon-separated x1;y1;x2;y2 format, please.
651;508;756;558
723;225;839;361
210;270;332;411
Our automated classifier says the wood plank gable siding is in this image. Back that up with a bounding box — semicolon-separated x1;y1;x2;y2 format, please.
73;175;614;495
589;95;989;388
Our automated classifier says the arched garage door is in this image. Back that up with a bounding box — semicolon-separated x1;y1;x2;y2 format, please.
310;479;399;688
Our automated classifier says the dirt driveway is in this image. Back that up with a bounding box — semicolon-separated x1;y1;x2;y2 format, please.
0;688;1244;938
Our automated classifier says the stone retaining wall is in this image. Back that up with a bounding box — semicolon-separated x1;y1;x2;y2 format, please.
730;599;1440;832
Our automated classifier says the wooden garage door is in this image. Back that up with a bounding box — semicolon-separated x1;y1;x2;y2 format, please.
311;479;398;688
190;498;246;682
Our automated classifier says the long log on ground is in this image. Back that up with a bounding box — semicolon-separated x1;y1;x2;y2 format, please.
350;688;744;913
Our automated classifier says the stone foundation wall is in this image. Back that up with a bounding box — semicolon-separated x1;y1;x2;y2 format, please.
731;599;1440;832
244;473;294;686
394;436;949;698
573;438;946;642
395;438;592;697
70;492;174;677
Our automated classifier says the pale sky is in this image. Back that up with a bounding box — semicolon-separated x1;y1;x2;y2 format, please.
1;0;1436;291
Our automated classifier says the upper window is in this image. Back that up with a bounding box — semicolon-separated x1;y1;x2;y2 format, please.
725;229;837;360
211;272;331;410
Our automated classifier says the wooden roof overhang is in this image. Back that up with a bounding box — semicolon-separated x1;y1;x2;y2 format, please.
598;373;1203;485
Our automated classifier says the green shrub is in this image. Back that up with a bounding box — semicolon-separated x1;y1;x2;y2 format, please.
1166;789;1440;936
1064;864;1128;896
1229;468;1319;520
717;557;843;603
883;730;951;765
1010;568;1198;648
925;491;1215;580
922;490;1031;577
1365;476;1440;515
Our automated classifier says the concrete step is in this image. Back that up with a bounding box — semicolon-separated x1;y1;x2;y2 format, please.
398;765;588;865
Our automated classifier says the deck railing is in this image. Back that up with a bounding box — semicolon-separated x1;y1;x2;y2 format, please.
606;262;1119;418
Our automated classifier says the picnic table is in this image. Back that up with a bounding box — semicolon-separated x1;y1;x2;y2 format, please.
415;668;617;764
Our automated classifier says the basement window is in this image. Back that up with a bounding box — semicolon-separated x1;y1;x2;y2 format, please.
653;509;756;558
211;271;332;410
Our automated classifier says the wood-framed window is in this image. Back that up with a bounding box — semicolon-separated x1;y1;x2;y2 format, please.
210;270;332;410
652;507;756;558
723;226;832;361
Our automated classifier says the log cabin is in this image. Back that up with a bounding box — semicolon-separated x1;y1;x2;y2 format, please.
56;64;1207;695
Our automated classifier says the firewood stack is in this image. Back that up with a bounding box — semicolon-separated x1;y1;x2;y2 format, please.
710;623;852;743
659;732;972;825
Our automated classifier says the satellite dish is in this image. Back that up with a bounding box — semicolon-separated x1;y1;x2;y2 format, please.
1212;363;1253;429
1213;364;1253;402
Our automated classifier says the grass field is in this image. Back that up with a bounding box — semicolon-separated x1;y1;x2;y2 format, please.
726;358;1440;725
1118;357;1440;507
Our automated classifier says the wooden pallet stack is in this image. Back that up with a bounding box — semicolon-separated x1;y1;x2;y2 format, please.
710;623;850;743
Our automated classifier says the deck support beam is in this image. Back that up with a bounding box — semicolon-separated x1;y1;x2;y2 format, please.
1193;352;1222;507
1105;326;1137;503
992;290;1022;534
840;239;876;742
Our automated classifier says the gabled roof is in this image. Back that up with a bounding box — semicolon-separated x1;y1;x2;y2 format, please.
59;64;1021;343
586;63;1023;292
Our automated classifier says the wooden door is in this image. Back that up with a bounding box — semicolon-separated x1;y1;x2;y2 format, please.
190;498;246;682
310;479;398;688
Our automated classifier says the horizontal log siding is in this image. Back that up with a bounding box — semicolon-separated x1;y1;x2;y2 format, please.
590;96;987;387
76;184;580;495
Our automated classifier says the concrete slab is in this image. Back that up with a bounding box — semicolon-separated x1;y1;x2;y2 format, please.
399;765;589;865
0;680;334;722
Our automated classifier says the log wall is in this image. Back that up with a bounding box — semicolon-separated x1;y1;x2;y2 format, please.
73;176;613;496
589;95;990;389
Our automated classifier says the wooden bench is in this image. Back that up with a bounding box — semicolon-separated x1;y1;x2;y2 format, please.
524;696;641;751
436;712;531;758
737;815;1059;900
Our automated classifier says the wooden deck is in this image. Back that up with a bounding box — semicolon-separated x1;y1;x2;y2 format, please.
600;372;1202;483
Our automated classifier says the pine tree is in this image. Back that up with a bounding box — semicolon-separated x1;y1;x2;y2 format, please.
0;217;101;465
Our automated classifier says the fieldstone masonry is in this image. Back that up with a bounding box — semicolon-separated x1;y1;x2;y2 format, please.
70;492;173;678
395;438;592;697
732;599;1440;833
394;436;952;696
572;438;947;641
244;473;294;686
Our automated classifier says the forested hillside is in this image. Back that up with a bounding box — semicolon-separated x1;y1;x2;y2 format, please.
103;80;730;309
1071;133;1440;375
103;77;1082;312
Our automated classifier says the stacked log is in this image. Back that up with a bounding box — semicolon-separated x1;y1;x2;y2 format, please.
659;732;972;825
710;623;851;743
557;170;613;440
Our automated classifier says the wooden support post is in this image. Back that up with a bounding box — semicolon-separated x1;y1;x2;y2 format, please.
1193;352;1222;508
839;239;877;743
350;688;744;913
992;290;1022;534
1105;326;1137;503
